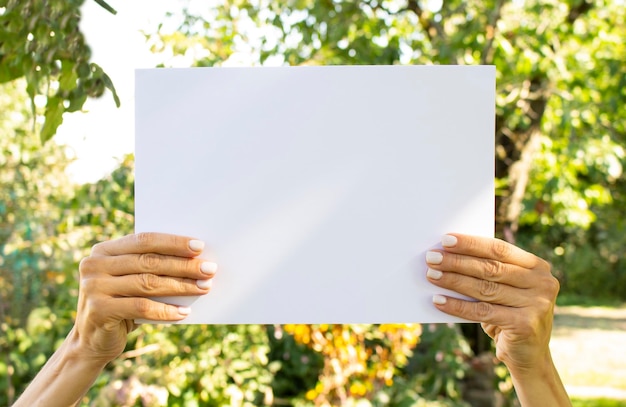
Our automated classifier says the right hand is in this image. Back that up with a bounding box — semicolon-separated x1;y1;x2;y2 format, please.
425;234;559;376
72;232;217;364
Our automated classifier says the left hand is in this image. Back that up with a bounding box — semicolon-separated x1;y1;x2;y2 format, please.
73;232;216;364
425;233;560;376
13;233;218;407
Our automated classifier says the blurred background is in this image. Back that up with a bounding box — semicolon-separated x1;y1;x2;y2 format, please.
0;0;625;406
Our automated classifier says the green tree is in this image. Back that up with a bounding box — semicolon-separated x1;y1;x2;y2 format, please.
0;108;279;406
3;0;625;405
0;79;80;404
0;67;129;404
0;0;120;143
145;0;626;400
150;0;625;244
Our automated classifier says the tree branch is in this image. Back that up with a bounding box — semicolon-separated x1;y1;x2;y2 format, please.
567;0;593;24
119;343;161;360
480;0;507;65
496;76;550;242
500;128;543;243
406;0;445;42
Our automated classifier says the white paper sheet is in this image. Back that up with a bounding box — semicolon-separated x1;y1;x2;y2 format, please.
134;65;495;324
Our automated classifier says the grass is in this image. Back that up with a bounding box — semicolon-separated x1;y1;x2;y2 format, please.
556;294;626;308
551;298;626;404
572;398;626;407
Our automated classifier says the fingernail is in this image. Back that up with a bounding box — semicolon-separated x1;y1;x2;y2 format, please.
200;261;218;275
426;251;443;264
433;295;447;305
189;240;205;252
178;306;192;315
427;268;443;280
442;234;458;248
196;279;213;289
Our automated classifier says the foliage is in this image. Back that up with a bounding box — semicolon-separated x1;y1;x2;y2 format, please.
0;116;262;406
3;0;626;405
150;0;626;298
0;80;80;404
0;80;76;323
404;324;469;403
281;323;424;405
0;79;135;404
66;153;136;246
90;324;276;407
143;1;626;403
0;105;468;406
571;398;626;407
556;294;626;308
0;0;119;143
0;118;471;406
511;1;626;299
267;324;324;401
152;1;624;219
140;10;626;407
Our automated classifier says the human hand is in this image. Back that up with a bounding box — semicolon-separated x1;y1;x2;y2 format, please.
425;233;559;376
72;233;217;364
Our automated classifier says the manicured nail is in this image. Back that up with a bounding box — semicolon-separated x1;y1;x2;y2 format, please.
189;240;205;252
426;251;443;264
196;279;213;289
178;306;192;315
442;234;458;248
433;295;447;305
200;261;218;275
427;268;443;280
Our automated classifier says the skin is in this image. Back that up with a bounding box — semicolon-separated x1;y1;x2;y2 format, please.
14;233;217;407
15;232;570;406
426;233;571;406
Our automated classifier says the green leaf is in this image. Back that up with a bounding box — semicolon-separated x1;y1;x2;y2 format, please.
40;97;65;144
0;62;24;84
93;0;118;15
58;60;78;92
91;63;121;107
66;89;88;113
101;71;121;107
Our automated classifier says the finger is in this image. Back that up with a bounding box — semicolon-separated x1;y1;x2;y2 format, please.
109;274;213;297
91;233;205;258
433;295;555;346
80;253;217;279
425;250;534;288
440;234;547;270
107;297;193;322
432;295;518;326
427;270;530;307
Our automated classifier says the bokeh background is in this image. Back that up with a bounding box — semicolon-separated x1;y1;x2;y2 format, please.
1;0;625;406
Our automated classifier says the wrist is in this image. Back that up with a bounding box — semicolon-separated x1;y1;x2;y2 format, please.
507;352;571;407
64;327;115;369
13;327;111;407
506;350;556;380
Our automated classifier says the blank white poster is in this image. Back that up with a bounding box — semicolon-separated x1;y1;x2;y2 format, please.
135;65;495;324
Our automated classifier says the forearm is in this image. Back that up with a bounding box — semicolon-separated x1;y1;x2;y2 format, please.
509;353;571;407
13;328;109;407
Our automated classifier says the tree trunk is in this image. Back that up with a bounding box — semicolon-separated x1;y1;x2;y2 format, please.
495;76;549;244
